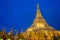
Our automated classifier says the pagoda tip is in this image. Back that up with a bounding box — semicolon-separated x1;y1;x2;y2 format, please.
37;3;39;9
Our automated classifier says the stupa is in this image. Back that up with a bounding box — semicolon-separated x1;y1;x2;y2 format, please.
20;4;60;40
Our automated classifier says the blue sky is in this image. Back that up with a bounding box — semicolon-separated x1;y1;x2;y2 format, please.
0;0;60;34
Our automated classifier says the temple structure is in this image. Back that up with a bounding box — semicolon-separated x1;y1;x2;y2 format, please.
0;4;60;40
20;4;60;40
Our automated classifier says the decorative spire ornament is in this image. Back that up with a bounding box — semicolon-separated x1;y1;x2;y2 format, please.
36;4;41;17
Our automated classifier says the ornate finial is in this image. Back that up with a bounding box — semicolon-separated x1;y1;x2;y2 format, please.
36;4;41;18
37;4;39;9
33;3;43;23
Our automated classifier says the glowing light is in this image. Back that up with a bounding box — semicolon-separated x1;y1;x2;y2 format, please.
7;39;10;40
27;28;33;31
0;39;3;40
19;39;22;40
36;23;44;28
45;31;48;36
37;24;39;26
40;24;44;27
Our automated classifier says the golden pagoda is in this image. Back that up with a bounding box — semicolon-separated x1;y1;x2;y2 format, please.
20;4;60;40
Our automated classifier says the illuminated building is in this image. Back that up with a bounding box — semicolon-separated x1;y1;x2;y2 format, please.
20;4;60;40
0;4;60;40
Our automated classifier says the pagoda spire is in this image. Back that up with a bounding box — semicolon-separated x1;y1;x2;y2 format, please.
33;4;45;23
8;27;13;35
32;4;54;29
26;3;54;32
2;27;6;34
36;4;42;18
16;29;18;35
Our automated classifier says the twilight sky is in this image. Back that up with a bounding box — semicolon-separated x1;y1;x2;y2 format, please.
0;0;60;34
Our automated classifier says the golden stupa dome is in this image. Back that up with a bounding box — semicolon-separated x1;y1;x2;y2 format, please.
27;4;54;32
20;4;60;40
